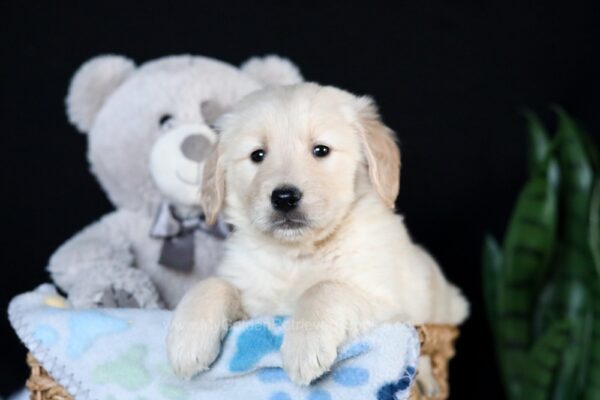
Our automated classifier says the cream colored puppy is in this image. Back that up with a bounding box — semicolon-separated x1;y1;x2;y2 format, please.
167;83;468;386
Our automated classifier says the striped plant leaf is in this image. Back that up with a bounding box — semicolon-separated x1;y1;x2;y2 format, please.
496;155;558;399
554;108;595;252
521;320;570;400
499;156;558;346
535;268;594;400
591;180;600;277
524;110;552;176
482;234;503;332
578;120;600;175
580;117;600;400
584;281;600;400
484;108;600;400
533;109;597;399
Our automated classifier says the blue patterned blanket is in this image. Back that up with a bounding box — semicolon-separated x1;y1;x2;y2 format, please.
8;285;419;400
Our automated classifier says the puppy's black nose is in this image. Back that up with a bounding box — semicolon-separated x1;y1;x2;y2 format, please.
271;186;302;212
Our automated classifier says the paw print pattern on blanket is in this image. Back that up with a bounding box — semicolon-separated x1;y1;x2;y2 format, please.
261;365;369;400
332;367;370;387
92;345;151;391
158;383;188;400
307;389;332;400
105;397;149;400
32;324;59;347
266;387;333;400
252;319;374;400
269;392;292;400
68;310;128;358
10;287;420;400
229;323;283;372
155;363;190;400
336;342;370;362
258;368;290;383
376;366;416;400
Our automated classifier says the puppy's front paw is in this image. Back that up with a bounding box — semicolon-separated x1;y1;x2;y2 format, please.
416;355;440;397
166;316;224;379
281;328;338;385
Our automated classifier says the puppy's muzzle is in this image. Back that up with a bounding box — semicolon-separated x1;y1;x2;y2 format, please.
271;185;302;213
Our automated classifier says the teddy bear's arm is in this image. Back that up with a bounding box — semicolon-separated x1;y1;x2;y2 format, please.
47;210;162;309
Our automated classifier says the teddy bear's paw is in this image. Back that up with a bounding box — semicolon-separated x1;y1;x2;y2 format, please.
109;268;163;308
97;287;140;308
281;327;338;385
68;293;100;309
166;316;223;379
68;280;109;309
64;266;162;309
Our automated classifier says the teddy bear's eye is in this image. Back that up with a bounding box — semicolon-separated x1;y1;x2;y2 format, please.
159;114;174;128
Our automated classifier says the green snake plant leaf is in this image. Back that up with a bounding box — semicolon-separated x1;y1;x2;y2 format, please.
523;110;552;176
485;108;600;400
583;280;600;400
578;121;600;175
482;235;503;334
591;180;600;277
499;156;558;342
520;320;570;400
532;108;597;399
553;107;595;250
581;125;600;400
496;155;558;399
535;276;594;400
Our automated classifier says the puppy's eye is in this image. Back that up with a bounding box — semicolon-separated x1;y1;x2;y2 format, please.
313;145;330;158
250;149;266;163
159;114;174;128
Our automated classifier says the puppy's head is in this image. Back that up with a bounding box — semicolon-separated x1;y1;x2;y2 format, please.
201;83;400;243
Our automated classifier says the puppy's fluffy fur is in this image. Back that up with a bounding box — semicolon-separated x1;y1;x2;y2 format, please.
167;83;468;385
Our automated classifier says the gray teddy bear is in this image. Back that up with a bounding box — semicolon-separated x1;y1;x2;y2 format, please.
48;54;303;309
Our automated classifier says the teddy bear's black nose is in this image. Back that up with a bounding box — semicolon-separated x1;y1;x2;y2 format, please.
181;134;211;162
271;186;303;213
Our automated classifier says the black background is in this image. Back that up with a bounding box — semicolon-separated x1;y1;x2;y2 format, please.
2;1;599;398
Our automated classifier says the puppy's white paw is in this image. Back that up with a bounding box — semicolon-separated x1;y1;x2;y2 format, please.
416;355;440;397
281;328;338;385
166;316;224;379
416;374;440;398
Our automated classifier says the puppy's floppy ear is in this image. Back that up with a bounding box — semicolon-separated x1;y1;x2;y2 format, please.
201;143;225;225
355;97;401;209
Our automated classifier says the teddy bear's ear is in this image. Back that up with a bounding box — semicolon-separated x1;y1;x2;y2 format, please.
240;55;303;87
66;55;135;133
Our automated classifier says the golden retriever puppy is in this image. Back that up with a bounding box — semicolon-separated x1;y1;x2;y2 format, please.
167;83;469;388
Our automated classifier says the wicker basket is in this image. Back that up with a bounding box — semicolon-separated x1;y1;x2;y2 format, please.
26;324;459;400
26;353;73;400
409;325;459;400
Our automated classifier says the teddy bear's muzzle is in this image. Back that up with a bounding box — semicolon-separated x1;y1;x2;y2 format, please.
181;134;212;162
149;123;218;206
